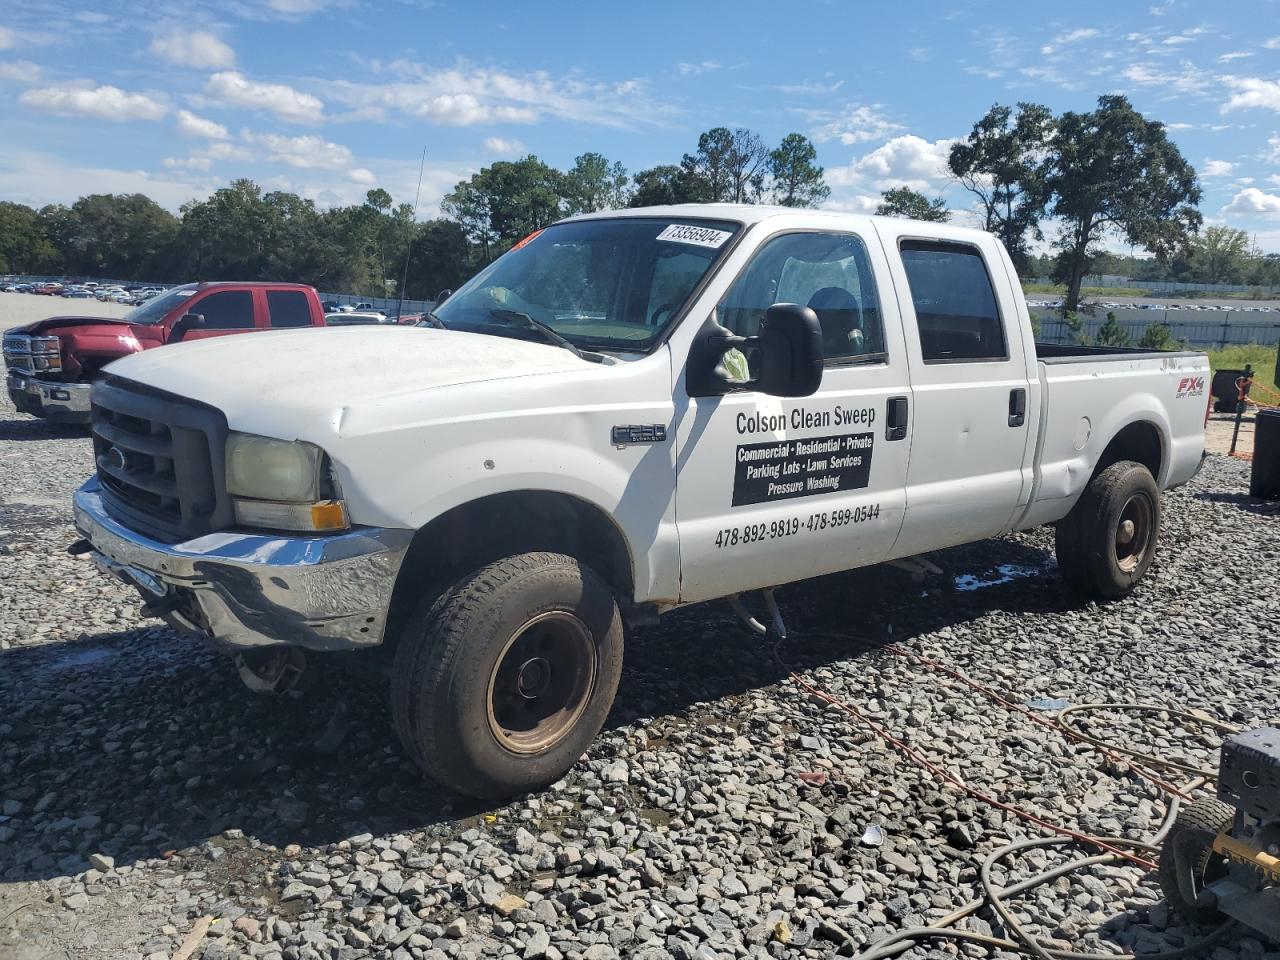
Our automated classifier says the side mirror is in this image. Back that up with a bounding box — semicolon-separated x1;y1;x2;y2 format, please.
755;303;824;397
170;312;205;341
686;302;823;398
435;288;453;305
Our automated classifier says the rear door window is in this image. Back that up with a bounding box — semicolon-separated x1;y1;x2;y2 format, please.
193;291;255;330
267;290;312;328
899;241;1008;363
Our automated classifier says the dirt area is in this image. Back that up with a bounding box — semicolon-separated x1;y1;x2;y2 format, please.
1205;410;1259;457
1;293;131;334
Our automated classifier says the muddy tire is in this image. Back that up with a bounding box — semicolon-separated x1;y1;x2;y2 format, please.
1055;460;1160;599
1157;797;1235;923
390;552;623;799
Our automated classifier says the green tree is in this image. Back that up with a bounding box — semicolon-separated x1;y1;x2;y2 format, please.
1047;95;1201;315
768;133;829;207
948;102;1053;274
1187;225;1250;284
175;179;274;280
0;202;61;273
681;127;769;203
442;157;564;262
403;219;478;300
875;186;950;222
628;164;710;206
50;194;180;279
562;152;630;214
1138;321;1177;350
1095;311;1131;348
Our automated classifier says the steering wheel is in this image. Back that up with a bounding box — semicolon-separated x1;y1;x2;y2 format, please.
649;302;679;328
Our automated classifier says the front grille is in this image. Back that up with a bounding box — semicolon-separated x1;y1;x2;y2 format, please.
4;334;61;375
91;376;232;543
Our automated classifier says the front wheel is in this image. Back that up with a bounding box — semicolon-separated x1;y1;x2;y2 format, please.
1055;460;1160;599
390;552;624;799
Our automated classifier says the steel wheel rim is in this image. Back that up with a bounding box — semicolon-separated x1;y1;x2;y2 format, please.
1114;493;1154;573
486;611;596;754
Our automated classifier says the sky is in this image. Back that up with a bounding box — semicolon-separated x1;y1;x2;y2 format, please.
2;0;1280;251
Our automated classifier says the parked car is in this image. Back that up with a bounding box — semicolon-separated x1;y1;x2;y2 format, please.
5;281;328;423
324;312;385;326
71;206;1209;798
34;283;62;295
63;287;95;299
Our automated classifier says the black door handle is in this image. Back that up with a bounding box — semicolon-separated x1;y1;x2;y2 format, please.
1008;388;1027;427
886;396;908;441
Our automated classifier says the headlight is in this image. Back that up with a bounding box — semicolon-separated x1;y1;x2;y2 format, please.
225;432;349;532
226;432;324;501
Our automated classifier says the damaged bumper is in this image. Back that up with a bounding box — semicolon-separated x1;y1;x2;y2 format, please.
73;477;413;652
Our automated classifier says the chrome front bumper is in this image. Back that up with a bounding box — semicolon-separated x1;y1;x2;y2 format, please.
73;477;414;652
6;373;92;421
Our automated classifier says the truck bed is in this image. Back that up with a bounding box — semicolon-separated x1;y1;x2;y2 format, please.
1015;345;1210;529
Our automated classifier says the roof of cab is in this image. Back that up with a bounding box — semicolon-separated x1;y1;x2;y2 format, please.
560;202;993;242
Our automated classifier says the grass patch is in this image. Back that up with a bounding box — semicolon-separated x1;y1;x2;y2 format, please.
1022;283;1151;298
1205;343;1280;394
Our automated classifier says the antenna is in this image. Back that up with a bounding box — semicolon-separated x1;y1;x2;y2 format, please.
396;146;427;322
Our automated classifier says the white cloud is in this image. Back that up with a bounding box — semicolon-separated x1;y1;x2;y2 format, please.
162;155;213;172
1202;159;1235;177
1122;61;1211;95
1266;135;1280;164
0;26;14;49
0;145;210;210
1221;76;1280;113
1218;51;1252;62
1223;187;1280;217
811;104;904;145
266;0;339;13
677;60;720;76
19;82;167;122
322;63;668;128
150;29;235;69
175;109;229;139
1264;37;1280;50
347;167;376;185
248;131;354;170
205;71;324;123
1041;26;1100;54
0;60;40;83
828;135;957;192
483;136;524;155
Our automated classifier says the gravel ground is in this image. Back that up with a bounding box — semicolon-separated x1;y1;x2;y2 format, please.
1;390;1278;960
1;292;132;334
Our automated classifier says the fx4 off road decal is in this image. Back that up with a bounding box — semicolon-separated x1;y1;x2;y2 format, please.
1175;376;1205;399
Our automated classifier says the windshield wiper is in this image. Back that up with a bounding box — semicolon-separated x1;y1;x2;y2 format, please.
488;309;603;362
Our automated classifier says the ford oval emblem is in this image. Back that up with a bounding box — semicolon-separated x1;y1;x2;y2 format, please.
106;446;129;472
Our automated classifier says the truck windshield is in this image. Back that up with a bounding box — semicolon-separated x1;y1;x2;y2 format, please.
123;287;196;325
430;218;741;352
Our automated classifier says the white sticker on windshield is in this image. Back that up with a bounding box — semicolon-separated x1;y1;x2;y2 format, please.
656;224;732;249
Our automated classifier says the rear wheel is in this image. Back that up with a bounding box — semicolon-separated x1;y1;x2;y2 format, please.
1055;460;1160;598
1158;797;1235;923
390;552;623;798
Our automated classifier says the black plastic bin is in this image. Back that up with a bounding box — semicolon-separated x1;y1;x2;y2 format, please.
1252;408;1280;500
1212;368;1247;413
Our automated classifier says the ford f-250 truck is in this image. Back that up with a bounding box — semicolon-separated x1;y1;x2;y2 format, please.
71;206;1208;798
5;281;327;423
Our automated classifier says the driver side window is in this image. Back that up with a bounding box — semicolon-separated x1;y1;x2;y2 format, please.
717;232;885;364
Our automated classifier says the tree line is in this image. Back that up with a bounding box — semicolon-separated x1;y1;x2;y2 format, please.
0;97;1273;312
0;127;828;301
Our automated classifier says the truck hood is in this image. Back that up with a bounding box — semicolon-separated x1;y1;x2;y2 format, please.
105;326;597;430
10;315;140;336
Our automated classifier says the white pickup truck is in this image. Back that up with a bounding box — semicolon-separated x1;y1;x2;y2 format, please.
72;205;1208;798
